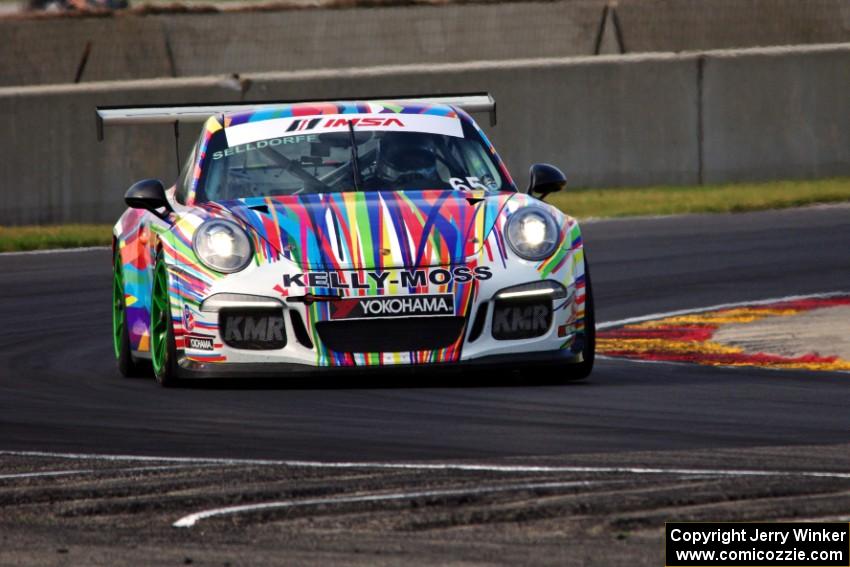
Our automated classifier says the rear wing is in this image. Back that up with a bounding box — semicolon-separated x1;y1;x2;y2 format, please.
95;93;496;141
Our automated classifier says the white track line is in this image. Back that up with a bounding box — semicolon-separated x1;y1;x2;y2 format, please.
173;480;599;528
597;291;850;330
3;450;850;480
0;469;96;480
0;463;222;480
0;245;110;257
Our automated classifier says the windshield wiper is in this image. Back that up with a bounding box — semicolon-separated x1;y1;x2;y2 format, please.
347;120;363;192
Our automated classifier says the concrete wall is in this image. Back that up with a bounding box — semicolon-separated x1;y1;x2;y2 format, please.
165;1;606;77
0;17;174;87
2;0;849;87
702;44;850;183
615;0;850;53
0;76;244;224
0;44;848;224
0;0;606;87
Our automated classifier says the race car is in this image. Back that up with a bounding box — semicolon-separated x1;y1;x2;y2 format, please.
101;94;594;386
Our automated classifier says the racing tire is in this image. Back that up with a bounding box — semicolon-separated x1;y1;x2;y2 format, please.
113;251;150;378
565;257;595;381
151;253;180;387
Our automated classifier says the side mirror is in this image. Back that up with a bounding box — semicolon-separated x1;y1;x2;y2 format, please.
125;179;172;220
527;164;566;200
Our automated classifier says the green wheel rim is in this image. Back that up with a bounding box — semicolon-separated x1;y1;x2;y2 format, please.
112;254;125;359
151;259;170;375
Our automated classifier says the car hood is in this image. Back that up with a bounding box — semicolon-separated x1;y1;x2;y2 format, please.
209;190;514;270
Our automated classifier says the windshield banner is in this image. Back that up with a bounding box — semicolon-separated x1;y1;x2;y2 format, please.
224;113;464;147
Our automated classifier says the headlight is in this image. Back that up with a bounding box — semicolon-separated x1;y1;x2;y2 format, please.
504;208;560;261
192;219;253;273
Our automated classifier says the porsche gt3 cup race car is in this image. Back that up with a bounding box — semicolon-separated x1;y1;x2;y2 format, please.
101;94;594;386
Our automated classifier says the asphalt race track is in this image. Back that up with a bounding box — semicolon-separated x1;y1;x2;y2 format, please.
2;205;849;460
1;205;849;565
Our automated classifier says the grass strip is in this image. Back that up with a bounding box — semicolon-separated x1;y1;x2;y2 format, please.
0;224;112;252
547;177;850;219
1;178;848;252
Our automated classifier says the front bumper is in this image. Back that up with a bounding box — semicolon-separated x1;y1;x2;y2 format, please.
175;347;586;379
164;221;588;373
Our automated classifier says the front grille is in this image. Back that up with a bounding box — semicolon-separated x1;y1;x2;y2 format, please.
315;317;466;353
219;309;287;350
491;298;552;340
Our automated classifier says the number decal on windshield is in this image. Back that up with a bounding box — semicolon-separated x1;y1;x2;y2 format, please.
449;177;490;191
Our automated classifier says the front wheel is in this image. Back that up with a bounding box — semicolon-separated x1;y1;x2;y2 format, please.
151;254;180;387
113;252;149;378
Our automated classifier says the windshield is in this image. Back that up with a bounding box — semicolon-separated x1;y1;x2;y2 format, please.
195;114;510;201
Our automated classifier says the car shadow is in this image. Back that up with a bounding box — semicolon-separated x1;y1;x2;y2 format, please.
175;366;594;391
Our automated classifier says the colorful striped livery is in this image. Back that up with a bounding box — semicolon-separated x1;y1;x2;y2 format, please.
111;99;593;383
